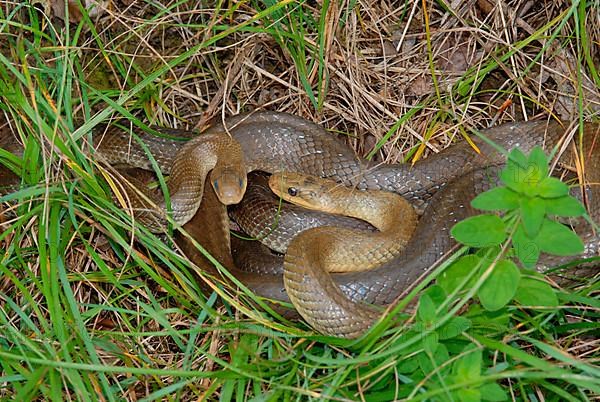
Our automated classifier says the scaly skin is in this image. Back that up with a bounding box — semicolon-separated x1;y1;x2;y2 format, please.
2;112;598;338
267;172;417;273
214;113;600;338
92;128;246;231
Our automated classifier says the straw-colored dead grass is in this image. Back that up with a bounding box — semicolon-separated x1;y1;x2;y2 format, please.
75;0;599;157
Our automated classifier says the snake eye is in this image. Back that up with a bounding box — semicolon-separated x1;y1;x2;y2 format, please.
213;180;219;191
239;178;244;188
287;187;298;196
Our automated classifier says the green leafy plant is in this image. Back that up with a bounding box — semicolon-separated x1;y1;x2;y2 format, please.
448;146;588;312
390;146;593;401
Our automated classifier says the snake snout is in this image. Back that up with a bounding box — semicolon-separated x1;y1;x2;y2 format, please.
210;167;247;205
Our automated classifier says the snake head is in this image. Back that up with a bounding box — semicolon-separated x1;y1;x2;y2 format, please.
268;171;340;213
210;164;247;205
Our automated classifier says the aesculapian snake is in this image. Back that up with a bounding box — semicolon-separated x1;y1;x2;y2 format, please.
1;112;599;338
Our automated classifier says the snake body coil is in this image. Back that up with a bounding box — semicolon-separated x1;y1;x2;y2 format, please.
213;113;600;337
93;128;247;231
2;112;598;338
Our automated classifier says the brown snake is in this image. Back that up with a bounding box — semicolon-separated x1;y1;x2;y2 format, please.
1;112;599;338
267;172;417;273
190;113;600;338
92;127;247;231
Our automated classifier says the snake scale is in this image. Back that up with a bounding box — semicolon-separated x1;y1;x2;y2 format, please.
1;112;599;338
216;113;600;337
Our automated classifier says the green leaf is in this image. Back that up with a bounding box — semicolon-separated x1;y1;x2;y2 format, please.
422;331;439;355
432;343;450;367
519;196;545;236
545;195;587;217
438;316;472;340
527;146;549;178
471;187;520;211
507;147;528;168
512;225;540;268
452;347;482;381
451;215;507;247
439;255;481;294
466;304;510;334
477;259;520;311
477;246;503;265
417;294;437;323
538;177;569;198
424;285;447;308
480;383;508;401
397;355;420;374
500;164;524;193
501;149;547;196
417;343;448;374
535;219;584;256
514;278;558;308
452;389;481;402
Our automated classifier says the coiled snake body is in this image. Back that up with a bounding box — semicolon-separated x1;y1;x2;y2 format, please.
131;112;598;338
2;112;599;338
201;113;600;338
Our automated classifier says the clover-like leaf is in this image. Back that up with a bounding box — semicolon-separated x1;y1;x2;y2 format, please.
439;255;481;294
545;195;587;217
535;219;584;255
452;389;480;402
424;285;447;308
514;278;558;308
465;304;511;334
452;346;482;381
418;342;448;373
512;225;540;268
471;187;520;211
451;215;507;247
397;353;420;373
438;316;472;340
422;331;439;355
527;146;549;178
538;177;569;198
417;294;436;323
480;383;509;401
519;196;545;237
477;259;520;311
